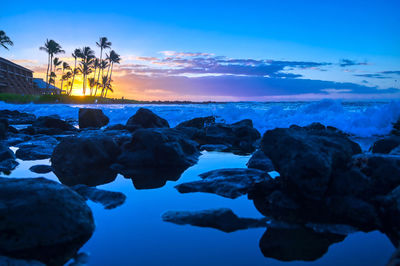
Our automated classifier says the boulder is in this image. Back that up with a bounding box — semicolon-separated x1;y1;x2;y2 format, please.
162;208;266;233
371;137;400;154
0;256;45;265
175;116;215;129
246;150;274;172
0;110;36;125
126;108;169;131
26;116;77;135
78;108;109;129
113;128;199;179
175;168;273;199
0;177;94;265
261;126;361;200
29;165;52;174
0;143;18;173
51;135;119;186
72;184;126;209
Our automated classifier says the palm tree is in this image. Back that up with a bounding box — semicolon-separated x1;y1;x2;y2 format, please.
100;75;110;97
104;81;114;98
39;39;65;89
61;70;72;93
0;31;13;50
105;50;121;96
95;37;112;93
88;77;96;96
69;49;81;95
52;57;62;88
59;61;70;93
78;46;95;95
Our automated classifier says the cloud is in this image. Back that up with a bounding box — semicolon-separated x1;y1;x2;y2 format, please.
354;73;391;79
339;59;368;67
380;70;400;76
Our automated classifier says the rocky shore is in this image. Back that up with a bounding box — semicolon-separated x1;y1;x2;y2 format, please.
0;107;399;264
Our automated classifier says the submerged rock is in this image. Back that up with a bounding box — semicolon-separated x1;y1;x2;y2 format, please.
246;150;274;172
0;143;18;173
14;135;58;161
29;164;52;174
0;177;94;265
175;168;272;199
79;108;109;129
259;225;345;262
371;136;400;154
114;128;199;178
126;108;169;131
162;208;266;233
51;135;119;186
72;184;126;209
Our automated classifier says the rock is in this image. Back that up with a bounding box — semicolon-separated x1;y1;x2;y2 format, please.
25;116;77;135
105;123;126;131
113;128;199;179
71;184;126;209
261;126;361;200
371;137;400;154
246;150;274;172
259;225;345;261
0;110;36;125
387;246;400;266
128;168;189;189
200;144;231;152
0;177;94;265
0;256;45;265
126;108;169;131
29;165;52;174
162;208;267;233
175;116;215;129
392;118;400;136
390;146;400;155
51;135;119;186
0;143;18;173
377;185;400;246
175;168;272;199
0;119;8;139
15;143;55;160
79;108;109;129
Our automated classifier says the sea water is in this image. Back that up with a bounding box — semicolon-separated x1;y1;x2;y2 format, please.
2;99;399;265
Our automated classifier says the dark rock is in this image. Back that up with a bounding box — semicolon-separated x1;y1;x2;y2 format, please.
390;146;400;155
126;108;169;131
51;135;119;186
105;123;126;131
246;150;274;172
200;144;231;152
0;119;8;139
0;110;36;125
371;137;400;154
72;184;126;209
377;185;400;246
175;116;215;129
392;117;400;136
261;126;361;200
387;246;400;266
0;177;94;265
127;168;189;189
175;168;272;199
162;208;267;233
15;143;54;160
259;225;345;262
303;122;326;131
0;143;18;173
0;256;45;265
26;116;77;135
29;165;52;174
78;108;109;129
113;128;199;179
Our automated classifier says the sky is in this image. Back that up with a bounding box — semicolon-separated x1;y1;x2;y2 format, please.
1;0;400;101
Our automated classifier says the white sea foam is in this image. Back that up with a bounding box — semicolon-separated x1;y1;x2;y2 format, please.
0;99;399;137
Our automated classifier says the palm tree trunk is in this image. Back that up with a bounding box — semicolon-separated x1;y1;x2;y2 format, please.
45;54;50;90
95;48;103;93
70;59;77;95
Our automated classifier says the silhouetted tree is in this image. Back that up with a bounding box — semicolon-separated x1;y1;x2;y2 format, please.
39;40;64;89
95;37;112;93
0;30;13;50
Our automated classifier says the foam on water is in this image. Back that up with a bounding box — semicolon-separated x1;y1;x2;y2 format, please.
1;99;399;137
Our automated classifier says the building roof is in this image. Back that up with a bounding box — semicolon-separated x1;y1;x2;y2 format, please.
33;78;61;91
0;57;34;73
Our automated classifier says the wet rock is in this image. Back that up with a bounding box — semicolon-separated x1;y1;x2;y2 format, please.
78;108;109;129
25;116;77;135
29;164;52;174
246;150;274;172
0;110;36;125
51;135;119;186
377;185;400;246
387;246;400;266
15;143;55;160
0;177;94;265
175;116;215;129
128;168;188;189
261;126;361;200
0;143;18;173
126;108;169;131
105;123;126;131
162;208;267;233
259;225;345;262
200;144;231;152
390;146;400;155
0;256;45;265
392;118;400;136
175;168;272;199
72;184;126;209
371;136;400;154
113;128;199;179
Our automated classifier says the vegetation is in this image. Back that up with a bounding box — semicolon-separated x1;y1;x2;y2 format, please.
0;31;13;50
38;37;121;97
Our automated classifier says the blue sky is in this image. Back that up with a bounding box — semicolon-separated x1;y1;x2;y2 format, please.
1;0;399;100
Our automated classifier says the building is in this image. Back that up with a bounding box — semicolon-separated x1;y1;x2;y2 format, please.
33;78;62;95
0;57;34;94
